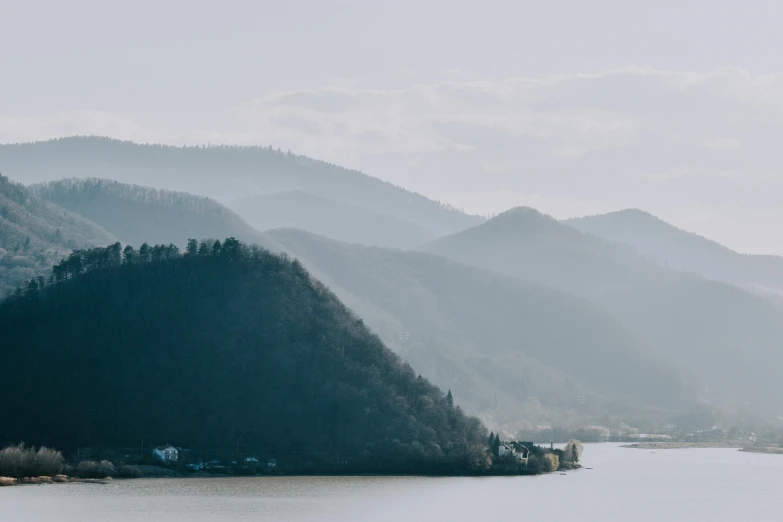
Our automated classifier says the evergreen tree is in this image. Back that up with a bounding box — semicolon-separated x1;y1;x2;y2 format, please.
186;238;198;256
138;242;150;263
446;390;454;407
123;245;136;265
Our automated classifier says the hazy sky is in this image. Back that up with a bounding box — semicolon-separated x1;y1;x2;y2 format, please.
2;0;783;254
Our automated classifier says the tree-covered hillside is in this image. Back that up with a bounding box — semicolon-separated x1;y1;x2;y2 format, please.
0;174;115;296
1;136;482;237
0;239;491;472
31;178;270;248
268;228;695;431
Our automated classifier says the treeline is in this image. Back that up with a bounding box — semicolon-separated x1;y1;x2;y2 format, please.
29;178;266;248
0;238;493;474
17;137;469;217
3;137;480;234
32;178;226;216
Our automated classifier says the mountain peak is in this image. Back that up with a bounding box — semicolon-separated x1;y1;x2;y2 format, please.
480;206;571;236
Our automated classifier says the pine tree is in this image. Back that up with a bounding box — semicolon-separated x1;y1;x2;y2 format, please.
446;390;453;408
123;245;136;265
186;239;198;256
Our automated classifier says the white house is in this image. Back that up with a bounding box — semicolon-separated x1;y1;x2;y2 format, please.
152;444;179;463
498;441;530;464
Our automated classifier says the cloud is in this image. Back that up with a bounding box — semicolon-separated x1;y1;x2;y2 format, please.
235;67;783;189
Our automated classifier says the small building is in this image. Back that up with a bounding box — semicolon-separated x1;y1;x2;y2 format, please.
152;444;179;463
498;441;530;464
186;461;206;472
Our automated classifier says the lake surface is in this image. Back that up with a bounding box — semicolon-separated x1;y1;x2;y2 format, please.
2;444;782;521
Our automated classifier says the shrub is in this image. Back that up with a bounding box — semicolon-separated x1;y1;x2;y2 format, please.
526;455;542;474
0;443;64;478
563;440;584;463
542;453;559;472
74;460;116;478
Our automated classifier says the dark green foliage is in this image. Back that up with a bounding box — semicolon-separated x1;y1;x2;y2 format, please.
0;238;490;473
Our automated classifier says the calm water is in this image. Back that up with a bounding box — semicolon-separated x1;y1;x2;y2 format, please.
2;444;782;521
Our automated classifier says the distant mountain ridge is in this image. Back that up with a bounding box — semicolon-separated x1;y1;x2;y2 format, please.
231;190;434;248
0;174;115;295
567;209;783;295
268;227;695;431
31;178;271;248
424;206;667;299
423;207;783;416
0;136;483;237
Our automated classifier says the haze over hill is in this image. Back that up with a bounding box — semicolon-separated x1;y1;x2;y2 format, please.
0;239;492;472
424;207;783;416
20;177;697;430
31;178;271;248
0;136;482;237
568;209;783;296
0;174;115;295
231;190;434;248
268;228;695;431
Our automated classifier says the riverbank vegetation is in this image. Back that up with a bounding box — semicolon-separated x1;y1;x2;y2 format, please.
0;444;64;479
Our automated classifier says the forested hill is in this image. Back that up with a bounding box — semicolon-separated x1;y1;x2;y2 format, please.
0;238;491;472
1;136;482;236
0;174;115;296
31;178;270;248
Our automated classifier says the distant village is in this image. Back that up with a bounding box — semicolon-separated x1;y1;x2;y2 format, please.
150;444;277;474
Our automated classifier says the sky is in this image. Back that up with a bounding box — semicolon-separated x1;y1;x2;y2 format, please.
2;0;782;254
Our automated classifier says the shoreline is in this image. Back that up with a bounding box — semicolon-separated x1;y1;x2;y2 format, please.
1;466;582;486
740;446;783;455
620;441;742;450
